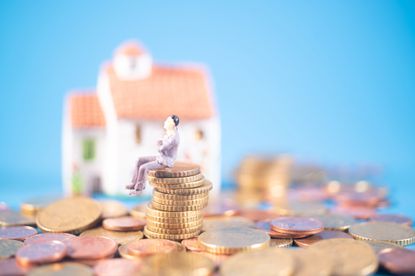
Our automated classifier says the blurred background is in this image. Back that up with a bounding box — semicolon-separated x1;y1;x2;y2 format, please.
0;1;414;214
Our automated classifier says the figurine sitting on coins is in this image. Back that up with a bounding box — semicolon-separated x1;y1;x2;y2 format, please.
126;115;180;194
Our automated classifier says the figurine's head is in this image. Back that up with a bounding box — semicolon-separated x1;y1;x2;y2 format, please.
164;115;180;130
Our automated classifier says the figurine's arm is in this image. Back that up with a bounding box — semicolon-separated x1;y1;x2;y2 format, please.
159;136;175;152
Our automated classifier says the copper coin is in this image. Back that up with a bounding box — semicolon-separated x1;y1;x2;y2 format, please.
67;236;117;260
0;226;37;241
126;239;185;257
332;206;377;219
16;240;66;266
294;230;353;247
102;216;146;232
181;238;205;252
24;233;76;245
371;214;412;226
256;220;307;238
288;187;329;202
239;209;279;222
335;191;383;207
270;217;323;235
99;200;129;219
94;258;143;276
0;258;29;276
379;248;415;275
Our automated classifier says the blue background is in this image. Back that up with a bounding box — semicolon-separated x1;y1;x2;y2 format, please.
0;1;414;217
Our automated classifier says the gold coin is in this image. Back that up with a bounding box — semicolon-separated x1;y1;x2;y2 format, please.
0;210;35;227
148;162;200;178
140;252;214;276
144;226;200;241
275;201;327;216
220;248;294;276
28;262;93;276
155;181;212;195
0;239;23;259
36;197;101;234
198;228;270;255
312;214;357;231
150;201;208;212
269;238;293;248
146;224;202;235
80;227;143;245
289;249;331;276
153;190;209;201
203;216;255;232
146;218;203;229
130;203;148;219
146;214;202;224
146;205;201;218
152;195;209;206
363;240;401;253
98;200;129;219
308;238;378;275
148;173;204;184
349;221;415;246
20;196;60;216
151;179;205;190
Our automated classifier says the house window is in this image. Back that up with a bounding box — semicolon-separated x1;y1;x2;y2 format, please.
195;129;204;141
135;125;142;144
82;138;95;161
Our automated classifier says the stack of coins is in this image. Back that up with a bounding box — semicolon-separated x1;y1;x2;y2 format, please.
143;162;212;241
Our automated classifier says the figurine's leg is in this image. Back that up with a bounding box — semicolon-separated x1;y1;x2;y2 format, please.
134;161;164;191
126;156;156;189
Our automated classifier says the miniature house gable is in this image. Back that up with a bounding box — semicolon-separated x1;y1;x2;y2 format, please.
63;40;221;197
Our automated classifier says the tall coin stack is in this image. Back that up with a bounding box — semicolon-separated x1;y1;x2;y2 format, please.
144;162;212;241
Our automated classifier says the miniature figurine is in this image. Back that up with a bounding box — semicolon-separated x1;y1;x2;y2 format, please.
126;115;180;194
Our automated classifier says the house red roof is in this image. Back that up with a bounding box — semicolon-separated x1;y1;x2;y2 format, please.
104;64;215;121
69;93;105;128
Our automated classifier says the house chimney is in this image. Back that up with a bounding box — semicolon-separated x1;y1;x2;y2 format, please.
113;41;152;80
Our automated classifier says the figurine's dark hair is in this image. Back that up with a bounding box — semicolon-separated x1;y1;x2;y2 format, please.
170;115;180;126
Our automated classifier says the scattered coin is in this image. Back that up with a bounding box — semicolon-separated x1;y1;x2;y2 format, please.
125;239;185;257
148;162;200;178
194;251;229;268
275;201;327;216
67;236;117;260
221;248;294;276
0;258;29;276
270;217;323;238
98;200;129;219
16;240;66;266
349;221;415;246
94;258;143;276
238;209;279;222
332;205;377;219
294;230;352;247
28;262;93;276
378;247;415;275
141;252;214;276
289;249;331;276
24;233;76;245
102;216;146;232
36;197;101;234
80;227;143;245
0;210;35;227
0;239;23;259
308;238;378;275
0;226;37;241
68;236;117;260
370;214;413;226
198;227;270;255
312;213;357;231
181;238;205;252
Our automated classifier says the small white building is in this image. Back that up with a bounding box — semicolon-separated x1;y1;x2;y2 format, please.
62;41;221;196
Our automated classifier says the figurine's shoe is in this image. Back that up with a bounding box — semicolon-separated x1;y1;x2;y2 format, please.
125;182;135;189
133;181;145;192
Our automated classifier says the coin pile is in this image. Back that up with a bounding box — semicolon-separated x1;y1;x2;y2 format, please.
143;162;212;241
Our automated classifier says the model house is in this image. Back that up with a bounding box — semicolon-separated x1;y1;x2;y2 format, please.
62;41;221;196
